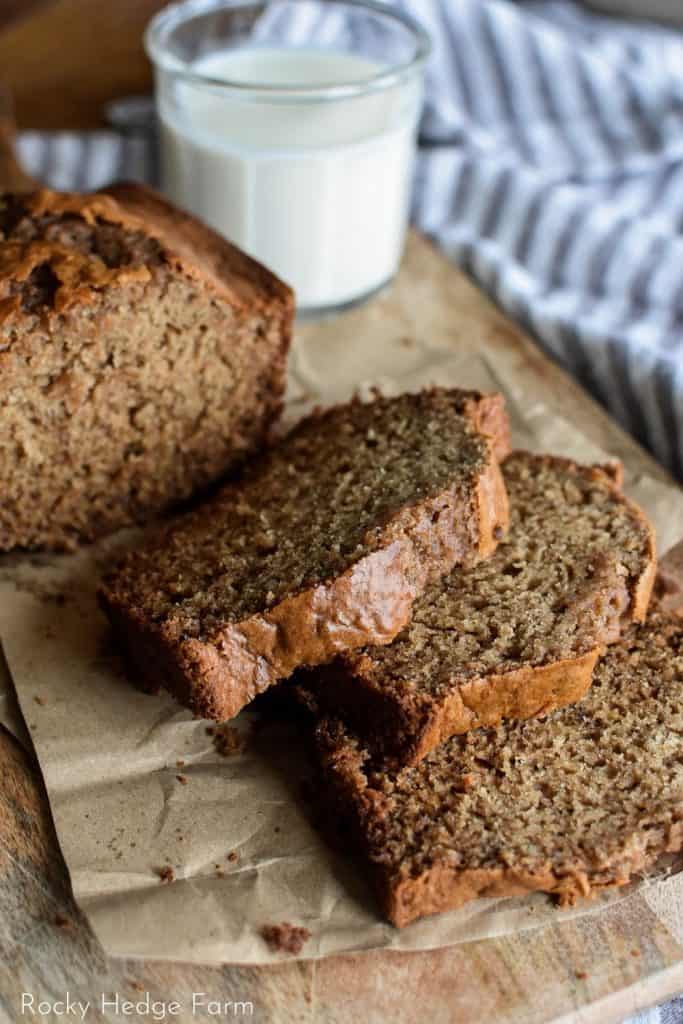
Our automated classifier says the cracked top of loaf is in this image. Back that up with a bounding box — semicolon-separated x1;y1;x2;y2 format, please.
0;183;293;330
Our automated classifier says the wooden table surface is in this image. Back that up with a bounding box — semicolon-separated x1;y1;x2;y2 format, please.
1;229;683;1024
2;8;683;1017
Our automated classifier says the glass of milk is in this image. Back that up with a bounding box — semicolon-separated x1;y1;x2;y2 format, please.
146;0;430;316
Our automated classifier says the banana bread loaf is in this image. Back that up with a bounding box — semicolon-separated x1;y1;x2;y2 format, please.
299;453;655;766
313;610;683;927
100;389;511;721
0;183;293;550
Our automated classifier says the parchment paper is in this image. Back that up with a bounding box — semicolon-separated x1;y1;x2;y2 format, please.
2;328;683;965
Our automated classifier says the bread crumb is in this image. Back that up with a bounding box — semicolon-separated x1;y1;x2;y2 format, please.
260;922;311;955
227;851;238;863
33;695;46;706
128;980;146;993
176;774;188;785
54;913;71;929
156;866;175;884
575;971;587;980
213;724;244;757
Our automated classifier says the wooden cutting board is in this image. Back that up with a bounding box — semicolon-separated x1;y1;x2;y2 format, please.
1;230;683;1023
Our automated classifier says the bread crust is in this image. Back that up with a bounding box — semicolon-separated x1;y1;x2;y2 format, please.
313;622;683;929
100;391;511;720
1;184;293;328
318;648;600;767
303;452;656;766
0;184;293;550
385;818;683;926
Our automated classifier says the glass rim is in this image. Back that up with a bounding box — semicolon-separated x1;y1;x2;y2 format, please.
145;0;431;102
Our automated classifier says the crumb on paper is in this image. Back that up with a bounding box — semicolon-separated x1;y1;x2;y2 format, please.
33;695;46;706
156;866;175;884
575;971;587;980
260;923;311;955
128;980;146;993
213;724;244;757
631;950;640;957
54;913;71;929
228;851;238;863
176;774;188;785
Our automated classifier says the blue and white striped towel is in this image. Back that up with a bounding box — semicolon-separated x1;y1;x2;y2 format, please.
16;0;683;481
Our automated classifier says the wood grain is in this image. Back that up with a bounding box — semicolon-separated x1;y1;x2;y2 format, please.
0;1;47;31
0;0;164;129
0;86;38;191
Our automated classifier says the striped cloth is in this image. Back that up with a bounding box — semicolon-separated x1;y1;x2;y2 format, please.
409;0;683;482
15;0;683;482
9;4;683;1018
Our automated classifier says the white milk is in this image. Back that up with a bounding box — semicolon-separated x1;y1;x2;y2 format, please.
157;48;423;311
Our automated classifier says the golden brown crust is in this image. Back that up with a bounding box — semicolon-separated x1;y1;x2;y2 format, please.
102;182;294;311
301;451;656;766
472;453;508;561
385;819;683;927
458;391;511;464
410;649;599;764
0;185;293;328
0;184;293;551
101;390;511;720
300;648;600;768
109;446;510;720
312;611;683;928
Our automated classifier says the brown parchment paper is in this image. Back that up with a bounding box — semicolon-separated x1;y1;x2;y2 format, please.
2;329;683;966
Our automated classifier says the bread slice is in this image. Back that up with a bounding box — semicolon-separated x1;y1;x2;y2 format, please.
313;610;683;927
100;389;511;721
299;453;655;766
0;184;293;551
